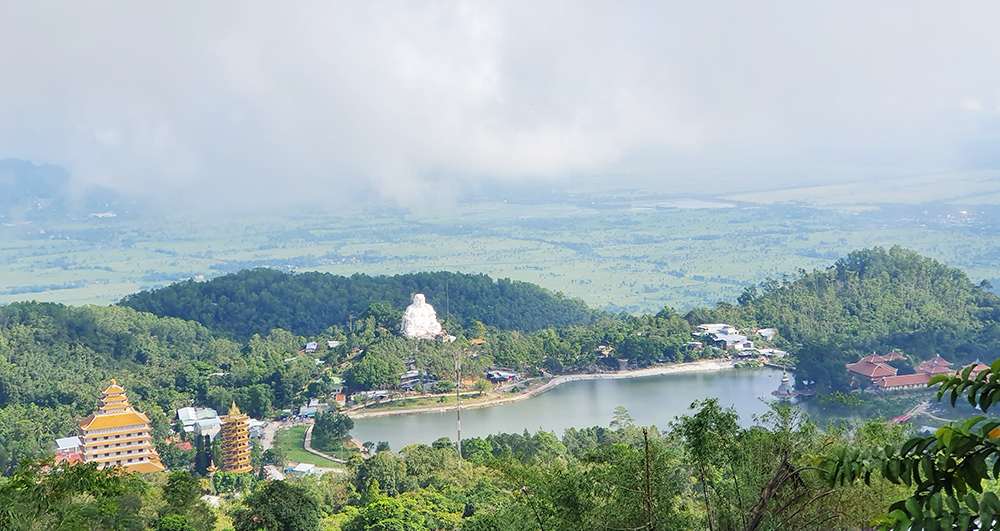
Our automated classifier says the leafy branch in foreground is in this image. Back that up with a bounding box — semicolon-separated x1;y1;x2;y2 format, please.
822;359;1000;530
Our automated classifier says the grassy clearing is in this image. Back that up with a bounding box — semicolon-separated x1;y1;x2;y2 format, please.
273;425;345;468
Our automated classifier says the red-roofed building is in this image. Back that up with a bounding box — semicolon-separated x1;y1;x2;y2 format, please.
889;413;912;425
847;359;898;380
915;355;952;376
175;441;194;451
873;373;932;390
962;362;990;379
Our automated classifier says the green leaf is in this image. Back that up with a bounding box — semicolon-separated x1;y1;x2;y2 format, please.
902;438;922;456
965;493;980;513
930;492;943;517
938;426;954;448
972;453;989;480
960;416;987;434
886;458;900;483
921;456;935;482
946;495;960;513
982;491;1000;513
956;511;971;531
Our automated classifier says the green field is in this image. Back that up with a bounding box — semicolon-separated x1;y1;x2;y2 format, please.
273;425;346;468
2;181;999;313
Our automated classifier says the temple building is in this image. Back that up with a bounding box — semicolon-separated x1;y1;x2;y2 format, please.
78;380;165;473
771;369;798;399
220;402;253;474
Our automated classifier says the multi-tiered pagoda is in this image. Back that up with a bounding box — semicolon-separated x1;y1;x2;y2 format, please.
220;402;252;474
78;380;165;473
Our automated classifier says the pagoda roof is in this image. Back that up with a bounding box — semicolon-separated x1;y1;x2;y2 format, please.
79;409;151;431
101;379;127;395
858;352;905;364
126;460;165;473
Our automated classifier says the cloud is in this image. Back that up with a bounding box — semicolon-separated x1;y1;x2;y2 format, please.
962;98;985;112
1;1;999;209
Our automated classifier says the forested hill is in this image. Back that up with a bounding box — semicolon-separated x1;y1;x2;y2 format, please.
119;269;600;338
732;246;1000;389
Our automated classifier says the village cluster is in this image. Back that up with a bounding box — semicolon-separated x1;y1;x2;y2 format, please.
687;323;787;360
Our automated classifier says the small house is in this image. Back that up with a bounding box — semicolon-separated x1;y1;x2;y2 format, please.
290;462;316;477
54;436;82;465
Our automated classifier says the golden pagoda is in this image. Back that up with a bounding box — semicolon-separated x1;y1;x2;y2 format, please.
220;401;252;474
78;380;165;473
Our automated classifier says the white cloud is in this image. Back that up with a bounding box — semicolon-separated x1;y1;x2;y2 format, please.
0;1;999;209
961;98;985;112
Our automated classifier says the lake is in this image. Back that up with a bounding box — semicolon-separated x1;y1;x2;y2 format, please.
352;367;787;449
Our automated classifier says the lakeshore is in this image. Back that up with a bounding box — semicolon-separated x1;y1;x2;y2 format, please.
347;359;738;420
350;362;781;450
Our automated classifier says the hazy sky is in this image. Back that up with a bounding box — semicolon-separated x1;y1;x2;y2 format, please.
1;2;998;208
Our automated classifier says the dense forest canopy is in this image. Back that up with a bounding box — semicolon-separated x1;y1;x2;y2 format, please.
5;246;1000;470
730;246;1000;390
119;269;600;338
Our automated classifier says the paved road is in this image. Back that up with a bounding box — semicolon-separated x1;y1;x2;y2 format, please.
259;421;283;450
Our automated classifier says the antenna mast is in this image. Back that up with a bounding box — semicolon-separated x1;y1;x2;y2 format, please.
455;347;461;468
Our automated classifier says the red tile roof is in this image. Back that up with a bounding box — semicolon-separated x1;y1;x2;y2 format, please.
873;373;932;389
962;363;990;379
859;352;905;364
915;355;953;375
847;360;897;379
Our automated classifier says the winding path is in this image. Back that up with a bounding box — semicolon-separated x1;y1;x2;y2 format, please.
302;423;348;464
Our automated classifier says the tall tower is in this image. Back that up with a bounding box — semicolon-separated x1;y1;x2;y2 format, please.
78;380;165;473
220;402;252;474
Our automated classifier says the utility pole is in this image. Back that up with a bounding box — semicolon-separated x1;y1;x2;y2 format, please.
455;346;461;468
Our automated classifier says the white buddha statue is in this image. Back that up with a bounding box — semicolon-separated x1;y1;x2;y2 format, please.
400;293;443;338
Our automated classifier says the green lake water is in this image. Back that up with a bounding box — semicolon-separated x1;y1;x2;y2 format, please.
352;367;791;449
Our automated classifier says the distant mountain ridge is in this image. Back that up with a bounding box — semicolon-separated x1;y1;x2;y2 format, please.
118;269;601;338
0;158;124;220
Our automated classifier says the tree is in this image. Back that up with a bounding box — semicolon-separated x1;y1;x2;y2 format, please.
232;480;321;531
0;459;148;530
162;471;201;514
313;411;355;452
825;360;1000;530
349;351;405;390
610;405;635;430
158;515;197;531
341;480;427;531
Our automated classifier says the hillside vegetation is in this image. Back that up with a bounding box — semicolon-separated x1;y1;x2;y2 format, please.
119;269;599;338
731;246;1000;389
0;302;323;468
6;247;1000;469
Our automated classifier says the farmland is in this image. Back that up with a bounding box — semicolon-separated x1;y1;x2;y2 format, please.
2;175;1000;312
